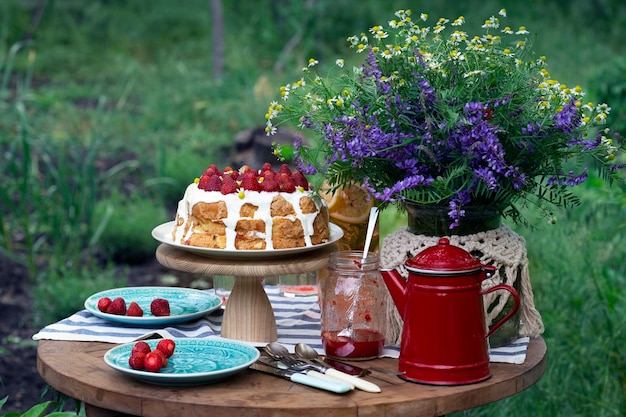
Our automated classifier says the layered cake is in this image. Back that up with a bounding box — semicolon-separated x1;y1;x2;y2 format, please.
172;163;330;250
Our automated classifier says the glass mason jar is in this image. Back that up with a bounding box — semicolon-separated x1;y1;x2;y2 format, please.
320;251;386;360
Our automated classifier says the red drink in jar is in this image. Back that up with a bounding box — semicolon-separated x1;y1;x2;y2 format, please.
322;329;384;360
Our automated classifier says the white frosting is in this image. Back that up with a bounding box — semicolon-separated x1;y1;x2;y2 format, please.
172;183;323;250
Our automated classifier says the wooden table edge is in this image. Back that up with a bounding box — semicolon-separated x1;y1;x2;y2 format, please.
37;337;546;417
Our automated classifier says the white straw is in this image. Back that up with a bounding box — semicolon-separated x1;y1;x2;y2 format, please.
361;207;379;265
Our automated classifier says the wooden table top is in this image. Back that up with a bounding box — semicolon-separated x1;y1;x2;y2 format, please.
37;337;546;417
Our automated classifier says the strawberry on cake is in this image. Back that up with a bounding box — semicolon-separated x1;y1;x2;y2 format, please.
172;163;330;250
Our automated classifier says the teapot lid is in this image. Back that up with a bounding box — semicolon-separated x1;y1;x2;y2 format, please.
405;237;482;274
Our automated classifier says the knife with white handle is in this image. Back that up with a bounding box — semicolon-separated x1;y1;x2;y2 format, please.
253;365;352;393
279;357;381;392
277;363;355;389
320;367;381;393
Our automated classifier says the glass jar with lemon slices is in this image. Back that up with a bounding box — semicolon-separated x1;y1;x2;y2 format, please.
319;183;378;252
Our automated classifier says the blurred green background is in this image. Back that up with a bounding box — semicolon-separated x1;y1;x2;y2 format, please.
0;0;624;415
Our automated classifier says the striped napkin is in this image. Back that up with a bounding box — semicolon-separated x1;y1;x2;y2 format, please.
32;286;529;364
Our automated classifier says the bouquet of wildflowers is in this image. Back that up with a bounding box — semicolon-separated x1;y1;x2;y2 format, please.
266;9;624;228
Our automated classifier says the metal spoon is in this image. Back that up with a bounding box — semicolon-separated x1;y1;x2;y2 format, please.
294;343;345;371
265;342;292;361
269;343;380;392
265;343;352;387
295;342;403;377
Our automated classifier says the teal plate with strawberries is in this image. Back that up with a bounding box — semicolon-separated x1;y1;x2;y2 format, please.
104;338;260;386
84;287;222;326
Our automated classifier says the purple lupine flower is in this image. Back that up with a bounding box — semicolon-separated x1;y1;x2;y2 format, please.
553;99;581;135
491;93;516;108
294;138;319;175
474;167;498;190
547;169;588;187
447;191;472;229
567;134;602;152
363;174;434;203
522;122;543;136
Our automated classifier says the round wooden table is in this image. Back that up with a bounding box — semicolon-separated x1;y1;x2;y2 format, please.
37;337;546;417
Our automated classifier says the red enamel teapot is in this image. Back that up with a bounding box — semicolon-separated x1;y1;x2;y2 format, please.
381;237;520;385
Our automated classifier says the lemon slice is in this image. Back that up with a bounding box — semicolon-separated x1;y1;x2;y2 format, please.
320;183;374;224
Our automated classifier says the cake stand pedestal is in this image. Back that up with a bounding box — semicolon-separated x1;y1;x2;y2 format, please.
155;243;336;343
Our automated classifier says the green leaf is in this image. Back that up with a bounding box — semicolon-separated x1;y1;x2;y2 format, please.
20;402;51;417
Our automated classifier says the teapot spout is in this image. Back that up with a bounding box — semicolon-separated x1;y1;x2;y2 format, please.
380;269;407;315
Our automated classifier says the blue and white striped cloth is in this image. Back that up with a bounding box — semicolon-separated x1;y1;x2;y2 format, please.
32;286;529;364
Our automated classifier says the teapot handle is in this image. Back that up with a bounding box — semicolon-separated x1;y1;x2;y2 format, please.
481;284;520;338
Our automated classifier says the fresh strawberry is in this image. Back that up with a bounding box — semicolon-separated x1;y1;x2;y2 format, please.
150;298;170;316
262;162;273;172
203;175;223;191
261;177;280;192
240;175;260;191
127;301;144;317
198;174;210;190
278;164;292;175
131;341;152;356
220;175;238;194
153;348;168;366
280;180;296;193
290;171;309;189
156;339;176;358
106;297;127;315
204;164;220;177
143;351;164;372
128;351;146;370
97;297;112;312
262;169;275;180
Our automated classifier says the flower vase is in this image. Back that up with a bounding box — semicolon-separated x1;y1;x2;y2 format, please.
404;202;501;236
402;202;522;348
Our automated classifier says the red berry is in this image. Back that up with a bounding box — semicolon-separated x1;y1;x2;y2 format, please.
240;175;260;191
150;298;170;316
204;175;223;191
198;175;210;190
97;297;112;312
106;297;127;315
279;164;292;175
261;178;280;192
262;163;273;172
153;349;168;366
262;170;275;180
144;351;164;372
128;352;146;370
220;176;238;194
290;171;309;189
204;164;220;177
156;339;176;358
127;301;144;317
280;180;296;193
131;341;151;356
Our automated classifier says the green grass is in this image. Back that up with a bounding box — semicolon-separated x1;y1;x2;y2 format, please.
0;0;625;415
450;183;626;416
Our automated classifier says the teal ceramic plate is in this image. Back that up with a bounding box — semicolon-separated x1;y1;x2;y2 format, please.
104;338;260;386
85;287;222;325
152;221;343;259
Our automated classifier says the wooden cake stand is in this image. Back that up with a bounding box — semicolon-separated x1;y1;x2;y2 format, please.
155;243;337;343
